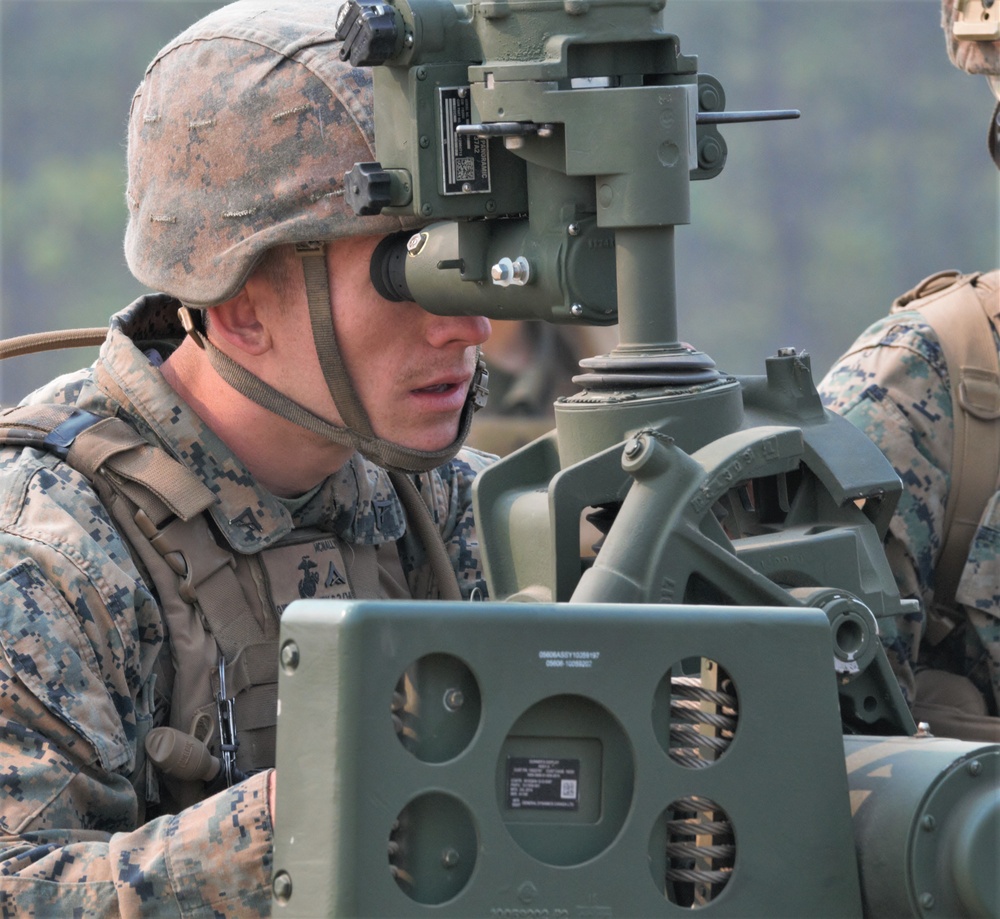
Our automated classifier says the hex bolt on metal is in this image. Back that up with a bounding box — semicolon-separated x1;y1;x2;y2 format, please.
280;641;300;673
273;872;293;903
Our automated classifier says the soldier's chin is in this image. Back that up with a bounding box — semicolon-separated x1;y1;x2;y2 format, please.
419;426;463;454
385;420;463;456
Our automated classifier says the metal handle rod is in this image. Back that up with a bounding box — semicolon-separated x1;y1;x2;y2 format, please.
697;110;800;124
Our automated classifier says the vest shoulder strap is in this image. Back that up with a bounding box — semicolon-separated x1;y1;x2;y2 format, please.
1;404;250;637
0;405;276;793
0;405;215;523
0;403;424;794
892;270;1000;634
0;403;277;652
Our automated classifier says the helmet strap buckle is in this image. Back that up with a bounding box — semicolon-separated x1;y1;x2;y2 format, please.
178;305;207;349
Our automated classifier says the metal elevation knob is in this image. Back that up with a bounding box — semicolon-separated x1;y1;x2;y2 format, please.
335;1;398;67
344;162;392;216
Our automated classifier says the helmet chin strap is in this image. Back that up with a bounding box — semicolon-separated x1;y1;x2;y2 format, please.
295;242;488;473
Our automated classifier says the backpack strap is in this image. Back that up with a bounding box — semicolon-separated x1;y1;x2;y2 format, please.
892;270;1000;642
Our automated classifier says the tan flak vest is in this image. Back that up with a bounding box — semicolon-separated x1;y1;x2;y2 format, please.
0;400;415;814
888;270;1000;642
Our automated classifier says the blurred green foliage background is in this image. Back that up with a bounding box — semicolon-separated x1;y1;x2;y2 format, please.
1;0;997;404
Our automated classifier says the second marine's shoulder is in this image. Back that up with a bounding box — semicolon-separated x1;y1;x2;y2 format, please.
849;310;949;371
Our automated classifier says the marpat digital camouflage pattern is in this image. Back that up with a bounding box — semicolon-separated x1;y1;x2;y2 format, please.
819;275;1000;724
818;0;1000;738
0;294;489;915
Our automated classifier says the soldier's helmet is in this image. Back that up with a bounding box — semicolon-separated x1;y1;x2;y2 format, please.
122;0;483;473
124;0;418;308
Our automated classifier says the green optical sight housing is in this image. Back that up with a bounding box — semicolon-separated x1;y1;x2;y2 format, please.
337;0;794;331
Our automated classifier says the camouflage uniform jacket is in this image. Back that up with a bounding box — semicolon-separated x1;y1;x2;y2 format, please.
0;295;491;916
819;285;1000;716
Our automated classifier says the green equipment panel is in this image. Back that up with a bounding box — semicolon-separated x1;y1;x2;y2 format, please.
272;599;865;917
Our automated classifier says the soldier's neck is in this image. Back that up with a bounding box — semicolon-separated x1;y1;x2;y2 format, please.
159;336;355;498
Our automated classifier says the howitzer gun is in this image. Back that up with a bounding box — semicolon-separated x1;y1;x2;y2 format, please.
272;0;1000;915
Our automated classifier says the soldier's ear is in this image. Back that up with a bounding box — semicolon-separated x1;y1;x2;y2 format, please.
208;282;275;356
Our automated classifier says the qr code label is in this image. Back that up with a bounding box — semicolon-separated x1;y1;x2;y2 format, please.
454;157;476;181
506;757;580;811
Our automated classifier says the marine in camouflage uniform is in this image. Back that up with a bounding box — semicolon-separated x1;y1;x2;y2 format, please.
0;2;492;914
819;0;1000;742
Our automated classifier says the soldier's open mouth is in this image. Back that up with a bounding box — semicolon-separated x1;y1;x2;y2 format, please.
413;383;455;394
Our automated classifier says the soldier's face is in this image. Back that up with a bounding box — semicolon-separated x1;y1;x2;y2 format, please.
325;235;491;452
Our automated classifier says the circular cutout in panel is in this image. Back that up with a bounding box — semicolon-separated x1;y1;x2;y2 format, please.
652;657;738;768
392;653;481;763
495;694;634;866
648;796;736;907
389;792;477;905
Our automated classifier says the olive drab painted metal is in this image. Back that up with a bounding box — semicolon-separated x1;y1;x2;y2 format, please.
276;600;865;916
273;0;1000;915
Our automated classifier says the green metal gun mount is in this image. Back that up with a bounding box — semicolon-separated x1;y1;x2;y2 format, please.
272;0;1000;915
272;600;999;916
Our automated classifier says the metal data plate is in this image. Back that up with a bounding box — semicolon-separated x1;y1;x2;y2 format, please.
272;600;863;918
439;87;491;195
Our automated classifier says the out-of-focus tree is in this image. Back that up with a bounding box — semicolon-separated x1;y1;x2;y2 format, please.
1;1;223;402
669;0;998;375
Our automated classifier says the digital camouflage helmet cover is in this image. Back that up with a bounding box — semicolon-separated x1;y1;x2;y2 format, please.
125;0;417;306
124;0;485;474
